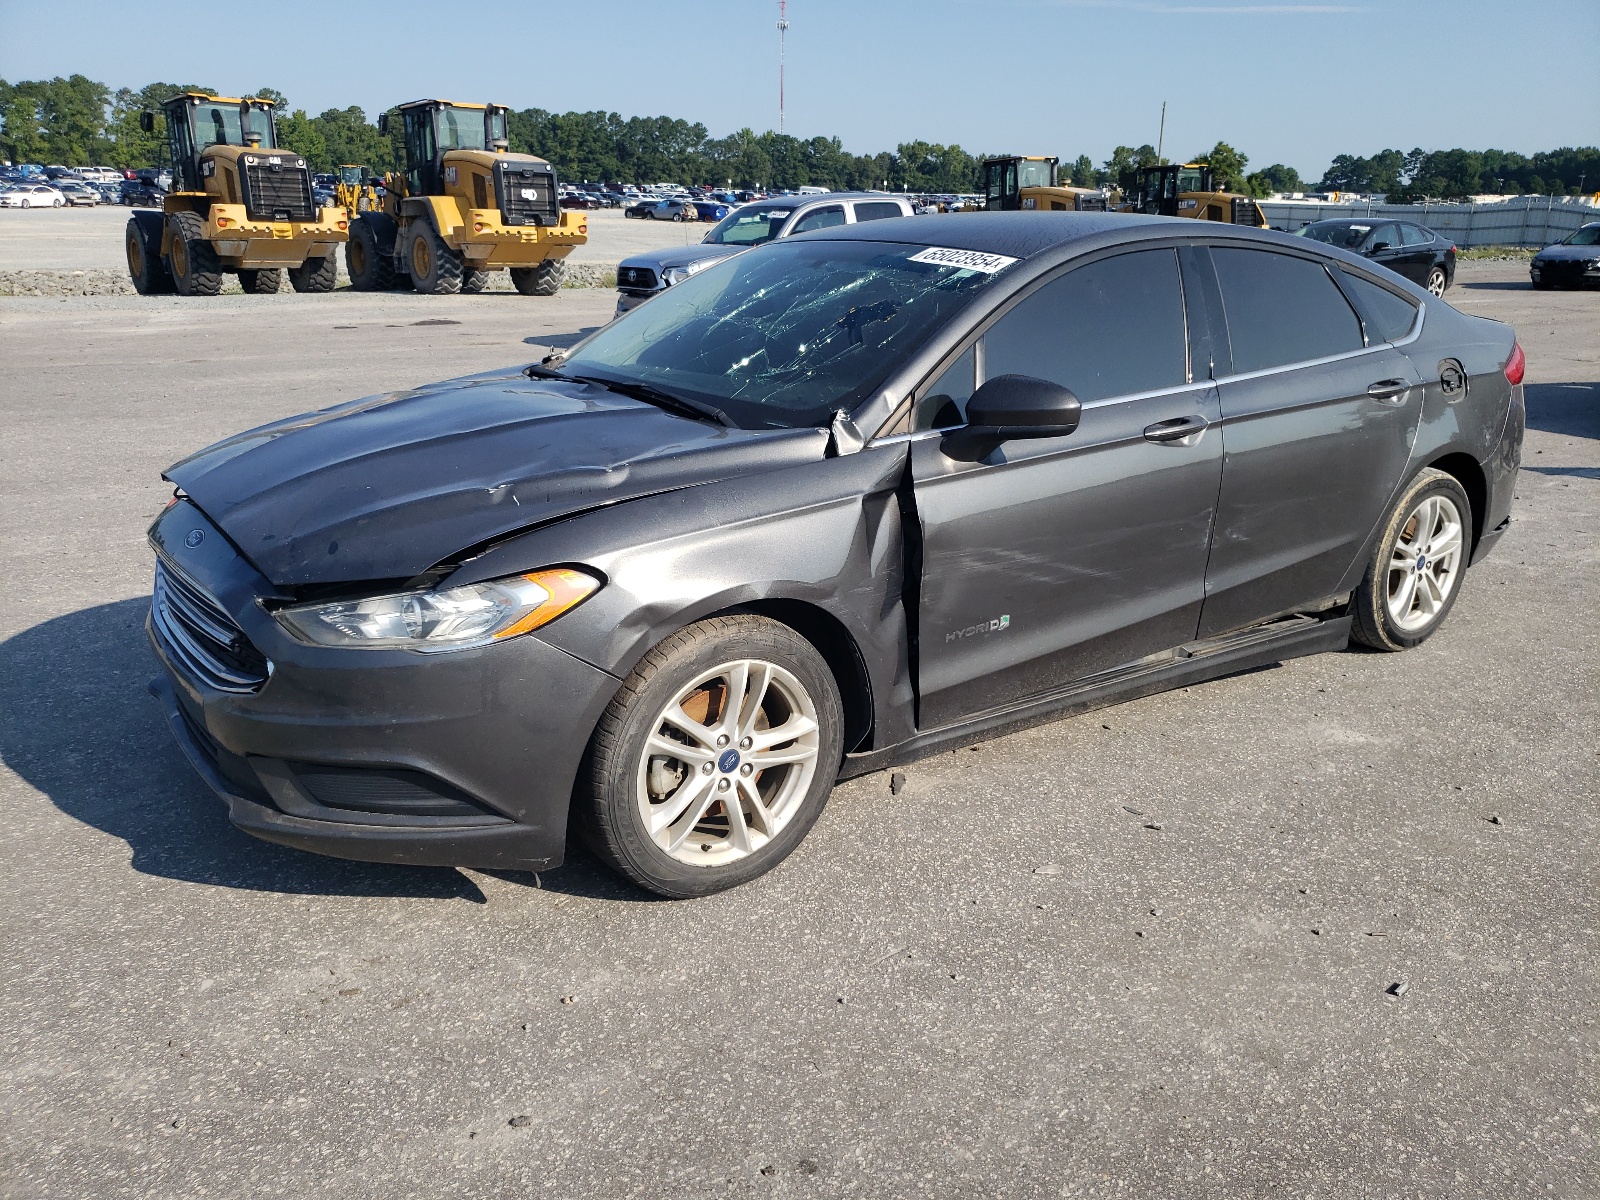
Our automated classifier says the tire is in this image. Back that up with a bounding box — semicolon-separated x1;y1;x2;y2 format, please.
672;212;685;222
53;198;64;207
1425;266;1448;297
1351;468;1472;652
238;267;281;294
166;210;222;296
578;615;844;898
461;267;491;294
406;221;463;294
345;215;396;291
287;254;337;293
125;213;175;295
510;259;565;296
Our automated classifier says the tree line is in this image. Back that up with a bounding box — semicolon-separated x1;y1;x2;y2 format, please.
3;74;1595;200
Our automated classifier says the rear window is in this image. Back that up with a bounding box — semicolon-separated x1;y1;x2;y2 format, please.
1337;269;1420;342
1212;248;1365;373
853;201;904;223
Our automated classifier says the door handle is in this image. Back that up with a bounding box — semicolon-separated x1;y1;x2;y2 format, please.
1143;415;1209;443
1367;380;1412;401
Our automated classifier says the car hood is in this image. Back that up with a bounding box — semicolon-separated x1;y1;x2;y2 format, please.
166;365;827;588
619;244;745;273
1534;244;1600;262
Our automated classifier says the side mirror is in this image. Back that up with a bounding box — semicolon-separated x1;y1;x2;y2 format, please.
1369;241;1392;253
962;374;1082;439
377;112;390;135
139;112;155;133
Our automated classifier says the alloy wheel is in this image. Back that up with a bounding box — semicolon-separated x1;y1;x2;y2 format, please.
1427;268;1447;297
635;658;821;867
1386;494;1464;632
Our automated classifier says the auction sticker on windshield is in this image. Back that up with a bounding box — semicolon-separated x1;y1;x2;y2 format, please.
907;247;1019;273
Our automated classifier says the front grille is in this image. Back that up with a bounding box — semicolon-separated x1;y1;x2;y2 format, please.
1231;196;1259;225
617;265;659;290
287;762;498;819
496;162;559;227
241;160;314;221
1074;194;1108;212
151;559;269;694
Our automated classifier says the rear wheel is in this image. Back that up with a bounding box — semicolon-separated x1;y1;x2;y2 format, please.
1351;468;1472;651
510;259;565;296
238;267;281;294
125;214;174;295
407;222;463;294
288;254;337;293
167;210;222;296
578;615;843;898
461;267;491;294
345;216;396;291
1425;266;1448;296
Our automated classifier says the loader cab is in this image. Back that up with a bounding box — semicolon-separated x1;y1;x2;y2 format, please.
983;156;1058;211
1131;163;1213;217
337;165;367;187
143;94;277;192
381;101;510;198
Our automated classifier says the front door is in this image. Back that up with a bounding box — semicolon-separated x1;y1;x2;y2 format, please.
910;247;1224;728
1198;244;1424;636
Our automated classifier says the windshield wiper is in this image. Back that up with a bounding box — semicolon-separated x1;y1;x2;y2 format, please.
569;375;735;428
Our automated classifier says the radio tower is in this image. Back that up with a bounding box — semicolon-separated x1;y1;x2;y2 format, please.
778;0;790;134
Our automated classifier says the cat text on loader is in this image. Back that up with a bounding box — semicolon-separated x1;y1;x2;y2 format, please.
346;101;587;295
981;156;1109;212
1122;162;1268;227
125;93;349;296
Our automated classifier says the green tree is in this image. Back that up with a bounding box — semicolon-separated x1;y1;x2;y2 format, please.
308;106;391;173
1192;141;1249;192
1103;144;1161;190
0;75;110;164
252;86;288;109
1068;154;1095;187
276;109;326;166
1244;162;1302;197
103;82;214;168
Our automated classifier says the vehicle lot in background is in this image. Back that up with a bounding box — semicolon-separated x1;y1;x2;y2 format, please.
0;261;1594;1192
1300;217;1457;295
1531;221;1600;289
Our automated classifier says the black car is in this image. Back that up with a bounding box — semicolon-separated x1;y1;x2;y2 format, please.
120;178;165;207
1300;218;1455;296
147;213;1523;897
1530;223;1600;289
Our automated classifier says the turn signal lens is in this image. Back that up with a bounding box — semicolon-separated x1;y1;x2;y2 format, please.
276;567;601;651
215;217;229;228
1503;342;1525;386
579;224;587;234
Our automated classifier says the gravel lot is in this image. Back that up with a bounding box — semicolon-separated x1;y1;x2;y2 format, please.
0;262;1595;1199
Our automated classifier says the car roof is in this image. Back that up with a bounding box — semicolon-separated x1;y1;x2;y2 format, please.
792;210;1175;257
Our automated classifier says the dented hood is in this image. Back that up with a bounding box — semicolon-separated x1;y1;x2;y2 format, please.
166;366;826;587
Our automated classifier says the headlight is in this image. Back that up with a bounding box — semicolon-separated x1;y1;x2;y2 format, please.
661;259;712;287
276;567;600;651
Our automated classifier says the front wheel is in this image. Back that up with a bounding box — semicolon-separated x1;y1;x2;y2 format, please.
167;209;222;296
510;259;565;296
288;254;337;293
1351;468;1472;651
578;615;844;898
238;267;281;294
406;222;463;294
1425;266;1448;296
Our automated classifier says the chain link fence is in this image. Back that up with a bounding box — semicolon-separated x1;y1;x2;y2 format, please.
1258;196;1599;247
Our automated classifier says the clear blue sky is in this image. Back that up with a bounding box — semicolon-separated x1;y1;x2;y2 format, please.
2;0;1596;178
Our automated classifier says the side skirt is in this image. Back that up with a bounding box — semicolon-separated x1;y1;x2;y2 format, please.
837;611;1351;780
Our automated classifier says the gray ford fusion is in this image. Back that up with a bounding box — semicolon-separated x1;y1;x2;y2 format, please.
147;213;1524;897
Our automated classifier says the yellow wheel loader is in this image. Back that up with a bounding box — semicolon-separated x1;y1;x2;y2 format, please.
1121;162;1267;227
125;93;349;296
346;100;587;296
981;156;1109;212
334;165;380;215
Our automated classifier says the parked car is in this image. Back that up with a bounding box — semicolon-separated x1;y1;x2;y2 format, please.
615;192;917;314
623;198;656;219
691;200;731;222
56;180;100;206
142;213;1525;897
1529;222;1600;289
0;183;66;208
560;192;602;210
646;199;700;222
120;178;165;207
1299;218;1455;295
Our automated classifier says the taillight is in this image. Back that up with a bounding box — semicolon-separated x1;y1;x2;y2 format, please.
1503;342;1525;386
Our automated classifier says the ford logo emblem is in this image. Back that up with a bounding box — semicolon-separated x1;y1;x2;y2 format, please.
717;749;741;774
184;529;205;548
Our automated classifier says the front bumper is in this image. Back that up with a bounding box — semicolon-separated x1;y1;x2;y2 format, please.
202;203;349;267
615;288;662;316
1531;258;1600;286
145;502;622;871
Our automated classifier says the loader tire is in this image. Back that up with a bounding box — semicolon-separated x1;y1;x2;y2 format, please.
167;210;222;296
461;267;491;294
406;222;463;295
346;216;396;291
288;254;337;293
125;212;175;295
238;268;281;294
510;259;566;297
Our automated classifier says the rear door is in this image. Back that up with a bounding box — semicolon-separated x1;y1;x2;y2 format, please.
910;247;1224;726
1361;222;1409;280
1198;244;1424;637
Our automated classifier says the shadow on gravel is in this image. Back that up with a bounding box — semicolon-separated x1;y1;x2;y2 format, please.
0;599;487;901
1459;280;1532;290
1525;382;1599;440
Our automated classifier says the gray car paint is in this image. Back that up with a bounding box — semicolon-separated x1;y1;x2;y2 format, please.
148;212;1522;872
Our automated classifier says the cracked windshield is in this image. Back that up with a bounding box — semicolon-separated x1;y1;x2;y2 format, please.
562;241;1004;428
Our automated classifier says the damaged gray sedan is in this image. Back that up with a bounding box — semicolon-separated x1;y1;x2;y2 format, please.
147;213;1524;897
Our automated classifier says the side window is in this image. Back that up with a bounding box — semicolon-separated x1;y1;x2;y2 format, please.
1365;222;1400;250
981;249;1189;403
1400;223;1432;247
1211;248;1365;372
789;205;845;234
915;347;976;430
853;201;904;223
1337;269;1420;342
